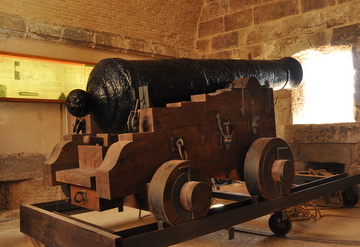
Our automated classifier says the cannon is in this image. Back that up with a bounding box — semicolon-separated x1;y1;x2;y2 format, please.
66;57;302;133
44;57;302;226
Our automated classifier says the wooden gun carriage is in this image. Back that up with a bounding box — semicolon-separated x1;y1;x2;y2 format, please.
20;57;360;246
44;76;294;225
44;57;302;225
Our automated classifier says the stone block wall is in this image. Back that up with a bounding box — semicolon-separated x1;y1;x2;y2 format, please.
196;0;359;59
283;123;360;176
0;0;203;58
0;153;63;215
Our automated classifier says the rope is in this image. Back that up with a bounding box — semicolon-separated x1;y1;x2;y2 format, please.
288;202;321;221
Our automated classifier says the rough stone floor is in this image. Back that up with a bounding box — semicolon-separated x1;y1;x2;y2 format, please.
1;183;360;247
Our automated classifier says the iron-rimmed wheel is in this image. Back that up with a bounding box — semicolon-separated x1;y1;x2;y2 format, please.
268;211;292;235
148;160;212;226
244;137;295;200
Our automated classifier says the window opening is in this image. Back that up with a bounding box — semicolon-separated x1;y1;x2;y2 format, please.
292;48;355;124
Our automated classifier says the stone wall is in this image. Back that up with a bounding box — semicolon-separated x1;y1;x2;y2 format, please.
0;0;203;58
0;153;62;212
196;0;360;60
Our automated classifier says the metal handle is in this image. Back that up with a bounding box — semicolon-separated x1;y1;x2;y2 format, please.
74;191;87;203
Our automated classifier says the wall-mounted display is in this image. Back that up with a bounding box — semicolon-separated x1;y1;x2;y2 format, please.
0;53;93;101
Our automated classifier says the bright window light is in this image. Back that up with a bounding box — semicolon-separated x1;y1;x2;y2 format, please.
293;50;355;124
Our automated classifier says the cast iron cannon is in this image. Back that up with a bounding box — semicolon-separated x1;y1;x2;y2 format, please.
66;57;302;133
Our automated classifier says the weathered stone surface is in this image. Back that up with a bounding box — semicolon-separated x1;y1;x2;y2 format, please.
198;17;224;39
196;38;211;53
224;9;252;32
298;143;352;164
307;30;332;47
237;27;251;47
346;163;360;178
0;178;63;211
153;44;198;59
95;31;124;48
95;32;156;56
63;26;94;43
206;50;233;59
199;4;210;23
233;44;263;60
263;35;310;58
301;0;336;13
0;13;26;32
199;0;360;60
288;143;301;162
353;47;360;70
284;123;360;144
275;98;292;125
350;144;360;166
211;31;238;51
208;0;228;19
355;69;360;91
338;0;356;3
331;24;360;45
27;21;62;38
26;21;63;42
0;29;26;40
347;1;360;23
283;14;327;37
246;20;284;45
254;0;299;24
354;92;360;109
0;153;46;182
294;161;309;171
228;0;262;12
320;4;349;28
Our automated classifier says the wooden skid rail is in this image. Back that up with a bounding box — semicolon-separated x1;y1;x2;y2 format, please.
20;173;360;247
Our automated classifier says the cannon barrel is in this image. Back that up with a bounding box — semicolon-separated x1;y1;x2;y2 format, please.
66;57;303;133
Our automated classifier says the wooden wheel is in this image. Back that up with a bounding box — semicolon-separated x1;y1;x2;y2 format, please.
244;138;294;200
148;160;212;226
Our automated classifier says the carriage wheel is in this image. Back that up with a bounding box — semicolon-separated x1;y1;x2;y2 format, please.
268;211;292;235
148;160;212;226
342;186;359;207
244;138;295;200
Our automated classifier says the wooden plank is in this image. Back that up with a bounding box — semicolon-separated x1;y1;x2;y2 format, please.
78;145;104;169
95;134;175;200
20;204;121;247
20;174;360;247
56;168;96;188
190;93;207;102
43;141;79;186
69;185;123;211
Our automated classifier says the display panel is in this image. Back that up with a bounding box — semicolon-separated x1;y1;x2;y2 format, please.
0;53;94;101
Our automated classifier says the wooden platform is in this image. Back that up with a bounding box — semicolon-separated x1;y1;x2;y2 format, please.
20;173;360;247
